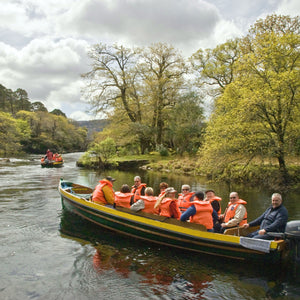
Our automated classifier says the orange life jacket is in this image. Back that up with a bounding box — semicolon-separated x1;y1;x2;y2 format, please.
209;197;222;215
190;200;214;230
159;198;181;219
114;192;133;208
178;192;195;212
139;195;159;214
131;183;147;202
224;199;247;226
92;180;113;205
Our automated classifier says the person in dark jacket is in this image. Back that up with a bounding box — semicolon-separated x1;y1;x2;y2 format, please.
243;193;288;240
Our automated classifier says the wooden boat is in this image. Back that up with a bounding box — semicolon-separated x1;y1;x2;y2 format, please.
41;159;64;168
58;179;300;264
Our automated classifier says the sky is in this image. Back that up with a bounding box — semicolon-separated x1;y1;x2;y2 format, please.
0;0;299;121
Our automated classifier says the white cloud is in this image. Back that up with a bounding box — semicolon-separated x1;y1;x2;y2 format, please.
0;0;299;120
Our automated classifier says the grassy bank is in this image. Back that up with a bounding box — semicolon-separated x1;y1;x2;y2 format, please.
78;152;300;190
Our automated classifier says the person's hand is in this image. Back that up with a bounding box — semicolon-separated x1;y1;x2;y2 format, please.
221;223;227;228
258;229;266;235
243;224;249;229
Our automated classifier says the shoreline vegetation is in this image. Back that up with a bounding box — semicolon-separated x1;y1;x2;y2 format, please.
76;153;300;190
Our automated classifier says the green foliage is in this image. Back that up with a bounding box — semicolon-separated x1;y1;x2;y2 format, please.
89;137;117;163
198;15;300;183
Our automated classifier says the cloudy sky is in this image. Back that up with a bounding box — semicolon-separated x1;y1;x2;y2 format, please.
1;0;299;121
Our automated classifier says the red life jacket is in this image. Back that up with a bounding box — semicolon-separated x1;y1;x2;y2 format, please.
139;195;159;214
159;198;181;219
92;180;113;205
224;199;247;226
178;192;195;212
114;192;133;208
131;183;147;202
190;200;214;230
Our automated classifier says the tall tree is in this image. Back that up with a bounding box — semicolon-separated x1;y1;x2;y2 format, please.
201;15;300;184
138;43;188;145
82;43;141;122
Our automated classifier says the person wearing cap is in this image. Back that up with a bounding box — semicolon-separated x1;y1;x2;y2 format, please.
204;189;222;215
177;184;195;213
180;191;218;232
91;176;116;206
154;187;181;219
131;176;147;204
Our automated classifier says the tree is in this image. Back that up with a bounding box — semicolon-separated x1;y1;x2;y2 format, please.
165;91;205;155
191;38;240;95
50;109;67;118
0;112;30;155
30;101;48;112
200;15;300;184
82;43;141;122
138;43;188;146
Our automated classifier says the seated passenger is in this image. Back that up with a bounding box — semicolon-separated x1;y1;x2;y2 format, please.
180;191;218;232
158;182;169;198
218;192;247;233
130;187;158;214
114;184;134;208
154;187;181;219
205;189;222;215
243;193;288;240
91;176;115;206
131;176;147;204
177;184;195;213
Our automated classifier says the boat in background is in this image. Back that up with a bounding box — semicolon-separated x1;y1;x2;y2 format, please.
41;156;64;168
58;179;300;264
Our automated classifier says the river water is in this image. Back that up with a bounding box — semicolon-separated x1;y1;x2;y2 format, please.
1;152;300;300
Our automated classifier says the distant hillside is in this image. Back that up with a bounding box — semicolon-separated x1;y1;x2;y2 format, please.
76;119;108;139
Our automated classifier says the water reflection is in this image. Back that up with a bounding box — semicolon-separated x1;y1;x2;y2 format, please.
59;209;300;299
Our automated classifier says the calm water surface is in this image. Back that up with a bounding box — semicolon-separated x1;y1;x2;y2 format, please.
1;152;300;300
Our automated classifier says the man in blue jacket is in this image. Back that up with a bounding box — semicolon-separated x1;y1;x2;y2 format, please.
243;193;288;240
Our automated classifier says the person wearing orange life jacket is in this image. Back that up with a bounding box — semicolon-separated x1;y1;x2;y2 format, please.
131;176;146;204
219;192;247;233
157;182;168;198
205;189;222;215
180;191;219;232
154;187;181;219
114;184;133;208
91;176;115;206
177;184;195;212
130;187;159;214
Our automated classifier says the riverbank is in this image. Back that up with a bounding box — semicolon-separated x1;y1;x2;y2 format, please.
76;153;300;190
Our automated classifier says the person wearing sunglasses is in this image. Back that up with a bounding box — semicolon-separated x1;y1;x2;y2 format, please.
177;184;195;213
218;192;247;233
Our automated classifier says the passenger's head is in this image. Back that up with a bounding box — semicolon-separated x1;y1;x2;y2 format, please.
105;176;116;184
229;192;239;203
120;184;130;193
271;193;282;208
145;187;154;196
205;189;215;199
165;187;177;198
134;176;141;186
194;191;204;201
181;184;190;195
159;182;168;191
